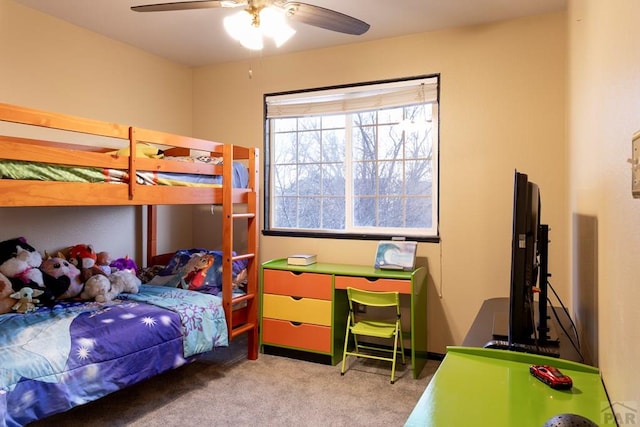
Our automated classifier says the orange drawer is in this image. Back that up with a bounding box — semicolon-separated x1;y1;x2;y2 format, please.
262;318;331;353
263;269;332;300
334;275;411;294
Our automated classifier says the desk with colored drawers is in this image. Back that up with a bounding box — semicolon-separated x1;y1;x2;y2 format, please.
260;259;428;379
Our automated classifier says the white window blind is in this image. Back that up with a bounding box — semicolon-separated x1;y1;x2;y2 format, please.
266;77;438;118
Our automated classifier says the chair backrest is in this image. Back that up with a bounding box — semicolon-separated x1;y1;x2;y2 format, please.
347;287;400;314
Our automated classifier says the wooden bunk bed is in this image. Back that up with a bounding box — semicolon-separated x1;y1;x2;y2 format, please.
0;102;259;425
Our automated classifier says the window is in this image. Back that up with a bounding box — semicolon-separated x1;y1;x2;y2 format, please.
264;75;439;240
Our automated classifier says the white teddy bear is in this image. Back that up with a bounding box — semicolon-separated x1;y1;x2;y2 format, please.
82;270;141;303
80;274;110;301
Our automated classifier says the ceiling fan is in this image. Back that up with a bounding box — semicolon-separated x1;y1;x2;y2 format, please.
131;1;370;50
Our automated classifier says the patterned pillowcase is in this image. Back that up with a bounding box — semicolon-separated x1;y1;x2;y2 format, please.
150;248;248;295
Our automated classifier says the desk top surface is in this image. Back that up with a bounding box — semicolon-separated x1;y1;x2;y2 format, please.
405;347;612;427
262;258;424;280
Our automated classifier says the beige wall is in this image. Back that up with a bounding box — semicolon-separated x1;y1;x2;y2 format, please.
0;0;194;260
568;0;640;407
193;12;568;354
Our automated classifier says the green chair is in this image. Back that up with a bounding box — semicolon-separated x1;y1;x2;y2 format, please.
340;287;405;384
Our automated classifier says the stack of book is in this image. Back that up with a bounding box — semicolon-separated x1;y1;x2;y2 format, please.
287;254;317;266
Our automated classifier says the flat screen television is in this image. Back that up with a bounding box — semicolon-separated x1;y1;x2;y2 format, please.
485;171;559;356
507;170;557;352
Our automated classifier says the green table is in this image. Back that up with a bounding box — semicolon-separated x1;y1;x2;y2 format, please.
260;259;428;378
405;347;613;426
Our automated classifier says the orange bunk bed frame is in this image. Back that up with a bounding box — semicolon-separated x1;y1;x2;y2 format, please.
0;102;259;360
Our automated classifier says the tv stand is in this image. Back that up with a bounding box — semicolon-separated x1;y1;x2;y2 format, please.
483;339;560;358
490;308;561;348
537;224;552;342
464;298;584;363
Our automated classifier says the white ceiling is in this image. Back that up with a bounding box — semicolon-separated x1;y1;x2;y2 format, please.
14;0;566;67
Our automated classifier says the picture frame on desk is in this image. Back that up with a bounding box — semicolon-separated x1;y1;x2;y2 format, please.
374;241;417;271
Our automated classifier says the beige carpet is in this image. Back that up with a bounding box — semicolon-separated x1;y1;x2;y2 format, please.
31;338;439;427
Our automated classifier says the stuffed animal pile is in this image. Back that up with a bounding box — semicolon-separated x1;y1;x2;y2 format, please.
0;237;141;314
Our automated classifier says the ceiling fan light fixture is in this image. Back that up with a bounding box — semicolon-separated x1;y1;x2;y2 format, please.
240;28;264;50
259;7;296;47
223;5;295;50
223;10;263;50
223;11;251;41
272;25;296;47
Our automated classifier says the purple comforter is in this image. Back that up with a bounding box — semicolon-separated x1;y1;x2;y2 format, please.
0;286;227;427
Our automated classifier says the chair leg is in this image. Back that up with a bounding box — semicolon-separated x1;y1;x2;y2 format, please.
399;324;406;365
390;324;400;384
340;314;352;376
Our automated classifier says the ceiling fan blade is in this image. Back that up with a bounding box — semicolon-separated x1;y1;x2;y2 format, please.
284;2;370;36
131;1;245;12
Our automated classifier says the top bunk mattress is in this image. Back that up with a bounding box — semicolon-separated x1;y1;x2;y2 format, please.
0;157;249;188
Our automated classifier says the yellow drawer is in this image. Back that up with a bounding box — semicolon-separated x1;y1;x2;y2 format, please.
263;293;331;326
263;269;332;300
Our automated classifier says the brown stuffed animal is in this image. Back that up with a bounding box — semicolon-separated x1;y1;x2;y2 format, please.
96;251;112;275
67;244;108;283
10;287;43;314
0;272;17;314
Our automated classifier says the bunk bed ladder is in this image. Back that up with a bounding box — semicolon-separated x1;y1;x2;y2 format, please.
222;144;259;360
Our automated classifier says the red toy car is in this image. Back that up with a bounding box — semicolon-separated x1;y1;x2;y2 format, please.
529;365;573;390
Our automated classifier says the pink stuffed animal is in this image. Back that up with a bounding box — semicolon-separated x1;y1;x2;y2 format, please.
40;256;84;300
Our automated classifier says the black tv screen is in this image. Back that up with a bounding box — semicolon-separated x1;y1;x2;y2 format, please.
508;171;540;345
